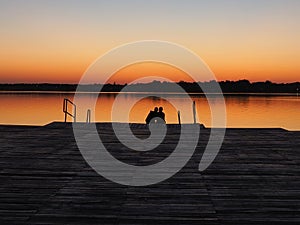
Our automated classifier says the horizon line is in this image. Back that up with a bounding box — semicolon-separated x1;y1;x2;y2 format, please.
0;79;300;85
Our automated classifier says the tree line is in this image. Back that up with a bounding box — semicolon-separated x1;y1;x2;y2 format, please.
0;80;299;93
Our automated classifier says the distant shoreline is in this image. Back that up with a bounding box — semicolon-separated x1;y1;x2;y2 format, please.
0;80;299;94
0;91;298;97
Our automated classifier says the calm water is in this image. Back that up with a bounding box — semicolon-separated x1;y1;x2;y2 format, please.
0;92;299;130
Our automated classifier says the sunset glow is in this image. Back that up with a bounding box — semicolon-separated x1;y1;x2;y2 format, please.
107;62;194;84
0;0;299;83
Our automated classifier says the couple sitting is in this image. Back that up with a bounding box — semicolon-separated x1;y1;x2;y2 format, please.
145;107;165;124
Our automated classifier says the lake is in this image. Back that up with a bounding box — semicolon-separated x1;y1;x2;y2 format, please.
0;92;299;130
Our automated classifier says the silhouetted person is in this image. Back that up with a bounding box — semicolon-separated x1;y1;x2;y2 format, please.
145;107;158;124
157;107;165;123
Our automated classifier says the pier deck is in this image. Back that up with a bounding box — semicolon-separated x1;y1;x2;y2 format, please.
0;123;299;225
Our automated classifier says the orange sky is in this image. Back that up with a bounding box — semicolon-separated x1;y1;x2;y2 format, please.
0;1;299;84
106;62;194;84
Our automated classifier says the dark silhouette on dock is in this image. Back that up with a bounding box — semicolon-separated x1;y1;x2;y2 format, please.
145;106;166;124
145;107;158;124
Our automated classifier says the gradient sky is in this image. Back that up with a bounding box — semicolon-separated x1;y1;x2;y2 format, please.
0;0;299;83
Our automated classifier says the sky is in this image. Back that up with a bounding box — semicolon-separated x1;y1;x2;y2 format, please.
0;0;299;83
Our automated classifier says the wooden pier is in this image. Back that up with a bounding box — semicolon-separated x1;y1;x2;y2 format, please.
0;123;299;225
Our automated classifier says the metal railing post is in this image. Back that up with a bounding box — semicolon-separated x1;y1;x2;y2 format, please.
63;99;67;122
193;101;197;124
74;104;77;123
86;109;91;123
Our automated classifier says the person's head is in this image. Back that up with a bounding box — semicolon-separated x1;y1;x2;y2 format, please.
159;107;163;112
154;107;158;112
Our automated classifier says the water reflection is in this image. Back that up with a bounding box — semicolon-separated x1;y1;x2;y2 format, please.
0;93;299;130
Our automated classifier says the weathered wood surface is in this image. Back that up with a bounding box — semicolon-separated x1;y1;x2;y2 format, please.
0;123;299;225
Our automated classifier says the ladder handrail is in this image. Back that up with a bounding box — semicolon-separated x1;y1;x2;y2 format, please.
193;101;197;124
177;110;181;125
86;109;91;123
63;99;77;123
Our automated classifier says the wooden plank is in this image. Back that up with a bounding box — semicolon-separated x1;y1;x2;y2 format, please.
0;123;299;224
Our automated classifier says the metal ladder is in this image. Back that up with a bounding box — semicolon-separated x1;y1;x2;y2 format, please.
63;99;77;123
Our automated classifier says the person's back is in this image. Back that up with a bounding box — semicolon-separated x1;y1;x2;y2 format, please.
157;107;165;123
145;107;158;124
